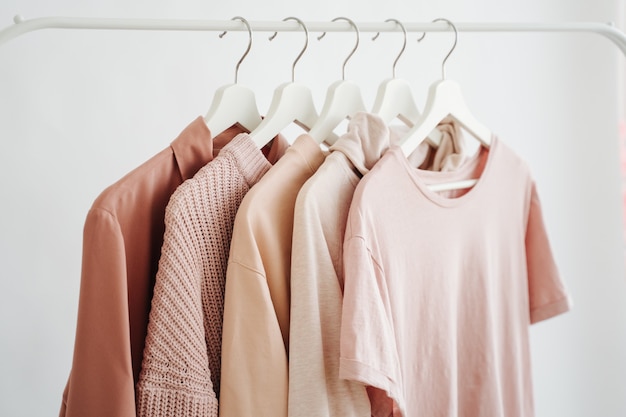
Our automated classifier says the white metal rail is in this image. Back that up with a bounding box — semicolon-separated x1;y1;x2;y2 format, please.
1;15;626;56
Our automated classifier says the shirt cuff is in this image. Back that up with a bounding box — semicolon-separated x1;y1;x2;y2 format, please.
530;296;572;324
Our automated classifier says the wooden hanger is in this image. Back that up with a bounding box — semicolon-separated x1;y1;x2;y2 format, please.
400;19;492;191
308;17;366;146
249;17;319;148
371;19;442;147
204;16;262;136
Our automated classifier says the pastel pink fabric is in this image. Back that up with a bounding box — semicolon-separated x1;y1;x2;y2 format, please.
288;113;469;417
341;139;571;417
136;133;287;417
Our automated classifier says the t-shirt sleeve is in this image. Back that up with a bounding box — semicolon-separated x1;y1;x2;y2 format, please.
526;182;572;324
340;233;403;414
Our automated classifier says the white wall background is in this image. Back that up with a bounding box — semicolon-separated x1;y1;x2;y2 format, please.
1;0;625;416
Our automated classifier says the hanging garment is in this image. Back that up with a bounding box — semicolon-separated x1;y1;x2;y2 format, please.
59;118;248;417
288;112;468;417
219;134;327;417
136;133;287;417
340;139;571;417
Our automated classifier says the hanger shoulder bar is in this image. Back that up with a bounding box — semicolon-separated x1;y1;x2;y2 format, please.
2;15;626;55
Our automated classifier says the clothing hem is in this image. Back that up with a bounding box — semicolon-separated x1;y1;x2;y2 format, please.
530;296;571;324
339;357;404;415
136;384;218;417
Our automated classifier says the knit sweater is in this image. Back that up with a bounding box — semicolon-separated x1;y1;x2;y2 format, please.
136;133;287;417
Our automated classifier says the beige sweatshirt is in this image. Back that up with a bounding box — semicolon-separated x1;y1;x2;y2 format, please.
220;134;328;417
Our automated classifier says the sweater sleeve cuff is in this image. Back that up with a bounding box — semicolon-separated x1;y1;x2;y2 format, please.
136;385;218;417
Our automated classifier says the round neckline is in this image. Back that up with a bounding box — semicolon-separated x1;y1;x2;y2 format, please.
397;135;498;208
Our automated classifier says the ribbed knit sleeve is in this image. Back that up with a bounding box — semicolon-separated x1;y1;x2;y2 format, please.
136;134;275;417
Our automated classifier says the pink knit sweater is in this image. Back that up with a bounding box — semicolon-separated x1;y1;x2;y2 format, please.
136;133;286;417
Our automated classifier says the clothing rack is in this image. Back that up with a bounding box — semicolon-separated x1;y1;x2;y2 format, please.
1;13;623;417
1;15;626;56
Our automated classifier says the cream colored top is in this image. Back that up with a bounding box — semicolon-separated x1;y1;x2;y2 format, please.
220;134;327;417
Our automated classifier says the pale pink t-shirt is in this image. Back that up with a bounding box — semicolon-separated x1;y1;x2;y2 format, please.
340;138;571;417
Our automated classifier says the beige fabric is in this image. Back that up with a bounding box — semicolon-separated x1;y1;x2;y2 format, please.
288;113;466;417
219;135;327;417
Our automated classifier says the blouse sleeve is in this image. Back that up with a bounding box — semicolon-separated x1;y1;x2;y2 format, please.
60;208;136;417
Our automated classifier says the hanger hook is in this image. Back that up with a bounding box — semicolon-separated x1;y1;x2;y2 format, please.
372;18;407;79
417;18;458;80
219;16;252;84
318;17;360;80
269;17;309;83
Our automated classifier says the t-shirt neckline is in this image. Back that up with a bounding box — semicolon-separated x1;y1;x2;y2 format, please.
395;135;498;208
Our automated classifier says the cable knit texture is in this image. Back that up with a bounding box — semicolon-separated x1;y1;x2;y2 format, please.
136;133;283;417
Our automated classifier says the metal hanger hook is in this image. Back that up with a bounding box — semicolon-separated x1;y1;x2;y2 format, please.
219;16;252;84
269;17;309;83
417;18;458;80
318;17;360;80
372;18;407;79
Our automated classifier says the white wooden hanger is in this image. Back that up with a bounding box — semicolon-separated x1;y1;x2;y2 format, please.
249;17;318;148
400;19;492;192
308;17;366;146
371;18;441;147
204;16;262;136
